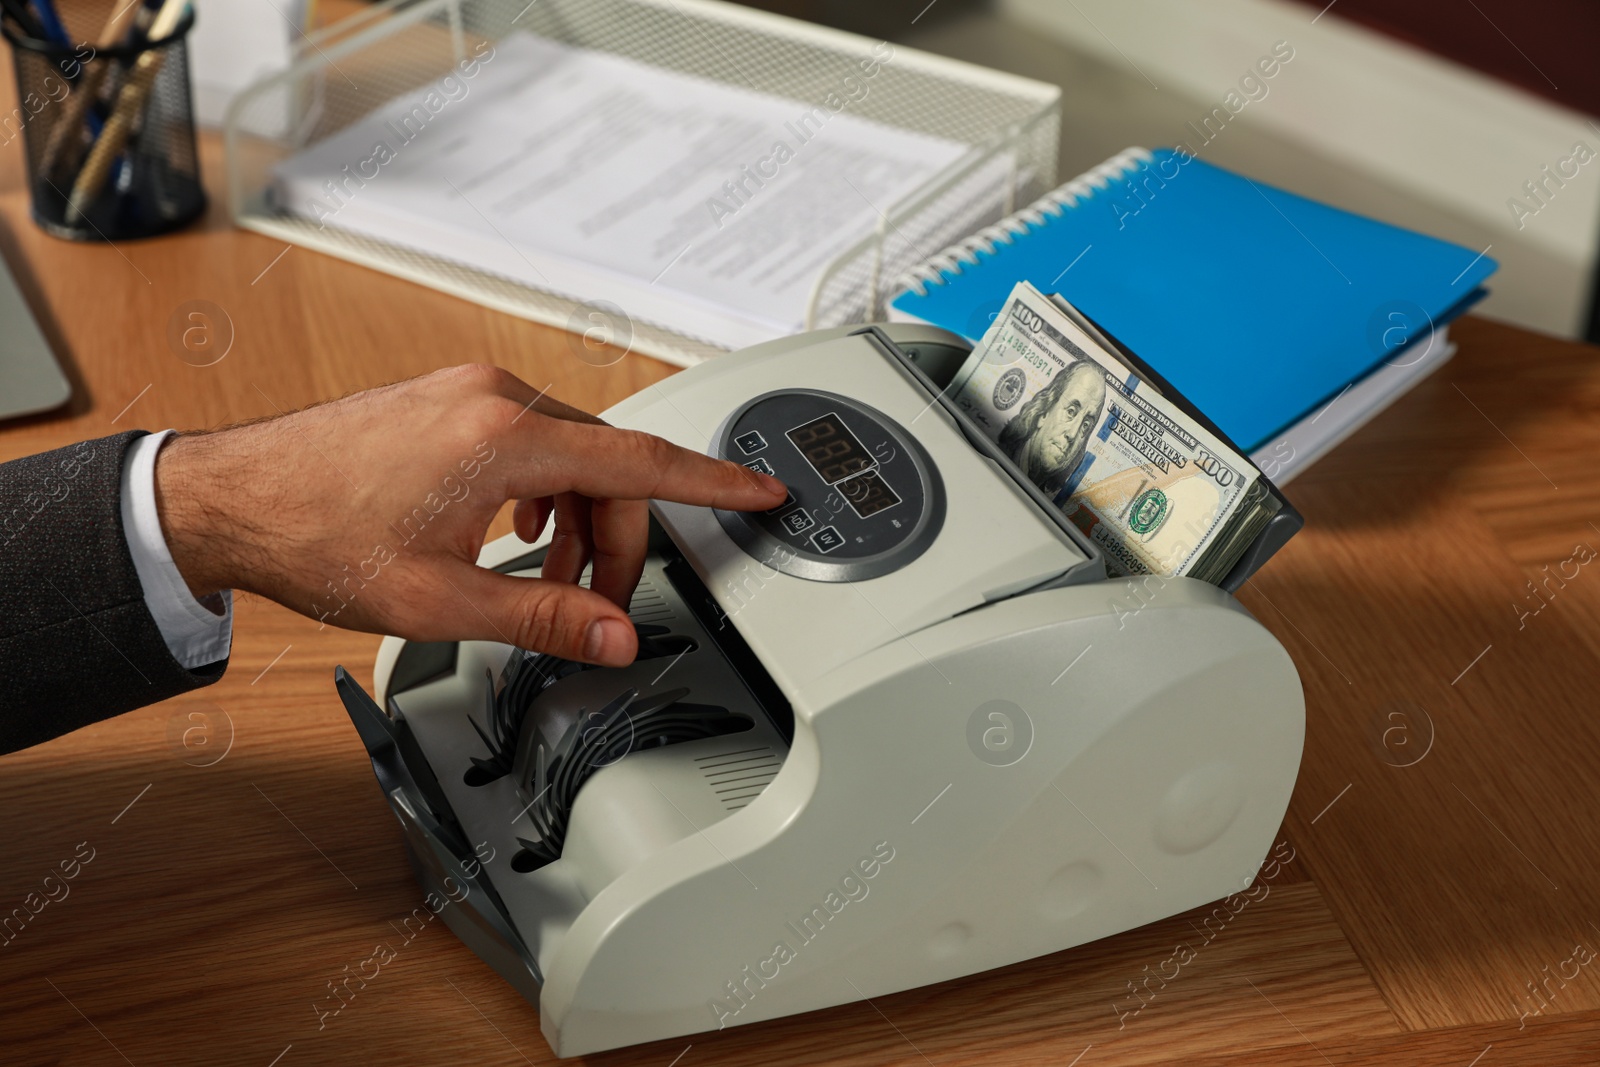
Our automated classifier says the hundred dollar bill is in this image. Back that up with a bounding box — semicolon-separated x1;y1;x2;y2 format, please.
948;281;1275;582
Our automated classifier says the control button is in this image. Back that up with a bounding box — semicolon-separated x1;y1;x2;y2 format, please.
810;525;845;554
743;456;776;477
765;490;796;515
735;430;768;455
781;509;815;535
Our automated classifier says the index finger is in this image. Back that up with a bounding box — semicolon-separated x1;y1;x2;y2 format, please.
509;417;788;510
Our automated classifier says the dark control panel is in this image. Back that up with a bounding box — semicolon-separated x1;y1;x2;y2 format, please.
713;390;945;582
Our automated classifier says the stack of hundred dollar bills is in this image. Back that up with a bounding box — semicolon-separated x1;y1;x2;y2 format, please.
947;281;1279;584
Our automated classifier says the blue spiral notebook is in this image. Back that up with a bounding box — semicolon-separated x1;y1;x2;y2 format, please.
890;147;1498;456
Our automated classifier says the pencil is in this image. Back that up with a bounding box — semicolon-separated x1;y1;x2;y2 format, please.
64;0;188;225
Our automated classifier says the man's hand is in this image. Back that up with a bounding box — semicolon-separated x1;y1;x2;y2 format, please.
151;365;786;667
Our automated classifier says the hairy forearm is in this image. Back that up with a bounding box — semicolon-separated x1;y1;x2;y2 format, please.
154;431;254;602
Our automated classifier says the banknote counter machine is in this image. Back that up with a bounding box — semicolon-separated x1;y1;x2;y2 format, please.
333;323;1306;1057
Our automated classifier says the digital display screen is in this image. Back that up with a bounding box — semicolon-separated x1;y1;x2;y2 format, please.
786;412;874;485
839;468;901;518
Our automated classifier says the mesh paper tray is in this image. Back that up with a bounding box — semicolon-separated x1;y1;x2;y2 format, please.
222;0;1060;368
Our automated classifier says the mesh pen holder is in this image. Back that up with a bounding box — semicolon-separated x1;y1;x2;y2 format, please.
3;6;205;241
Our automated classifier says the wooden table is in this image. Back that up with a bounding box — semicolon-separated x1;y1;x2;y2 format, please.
6;92;1600;1067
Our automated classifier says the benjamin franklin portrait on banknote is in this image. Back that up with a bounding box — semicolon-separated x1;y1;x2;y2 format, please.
996;361;1107;497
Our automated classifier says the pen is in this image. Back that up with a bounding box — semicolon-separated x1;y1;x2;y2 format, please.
39;0;145;179
64;0;188;224
125;0;163;44
25;0;67;45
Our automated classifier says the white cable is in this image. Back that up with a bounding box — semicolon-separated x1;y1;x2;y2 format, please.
893;146;1155;297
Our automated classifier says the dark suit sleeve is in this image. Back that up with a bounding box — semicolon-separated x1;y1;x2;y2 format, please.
0;431;227;755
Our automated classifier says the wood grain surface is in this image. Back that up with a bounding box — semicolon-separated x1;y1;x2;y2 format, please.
6;34;1600;1067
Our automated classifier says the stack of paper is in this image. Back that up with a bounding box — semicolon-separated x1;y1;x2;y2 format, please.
269;32;982;349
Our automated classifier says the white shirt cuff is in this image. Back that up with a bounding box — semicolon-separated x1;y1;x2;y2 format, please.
120;430;233;669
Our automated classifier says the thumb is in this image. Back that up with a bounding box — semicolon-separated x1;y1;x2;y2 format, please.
447;564;638;666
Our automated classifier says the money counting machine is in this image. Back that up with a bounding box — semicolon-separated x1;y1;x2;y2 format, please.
334;322;1306;1056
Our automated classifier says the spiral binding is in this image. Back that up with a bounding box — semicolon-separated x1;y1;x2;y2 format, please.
894;146;1155;297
